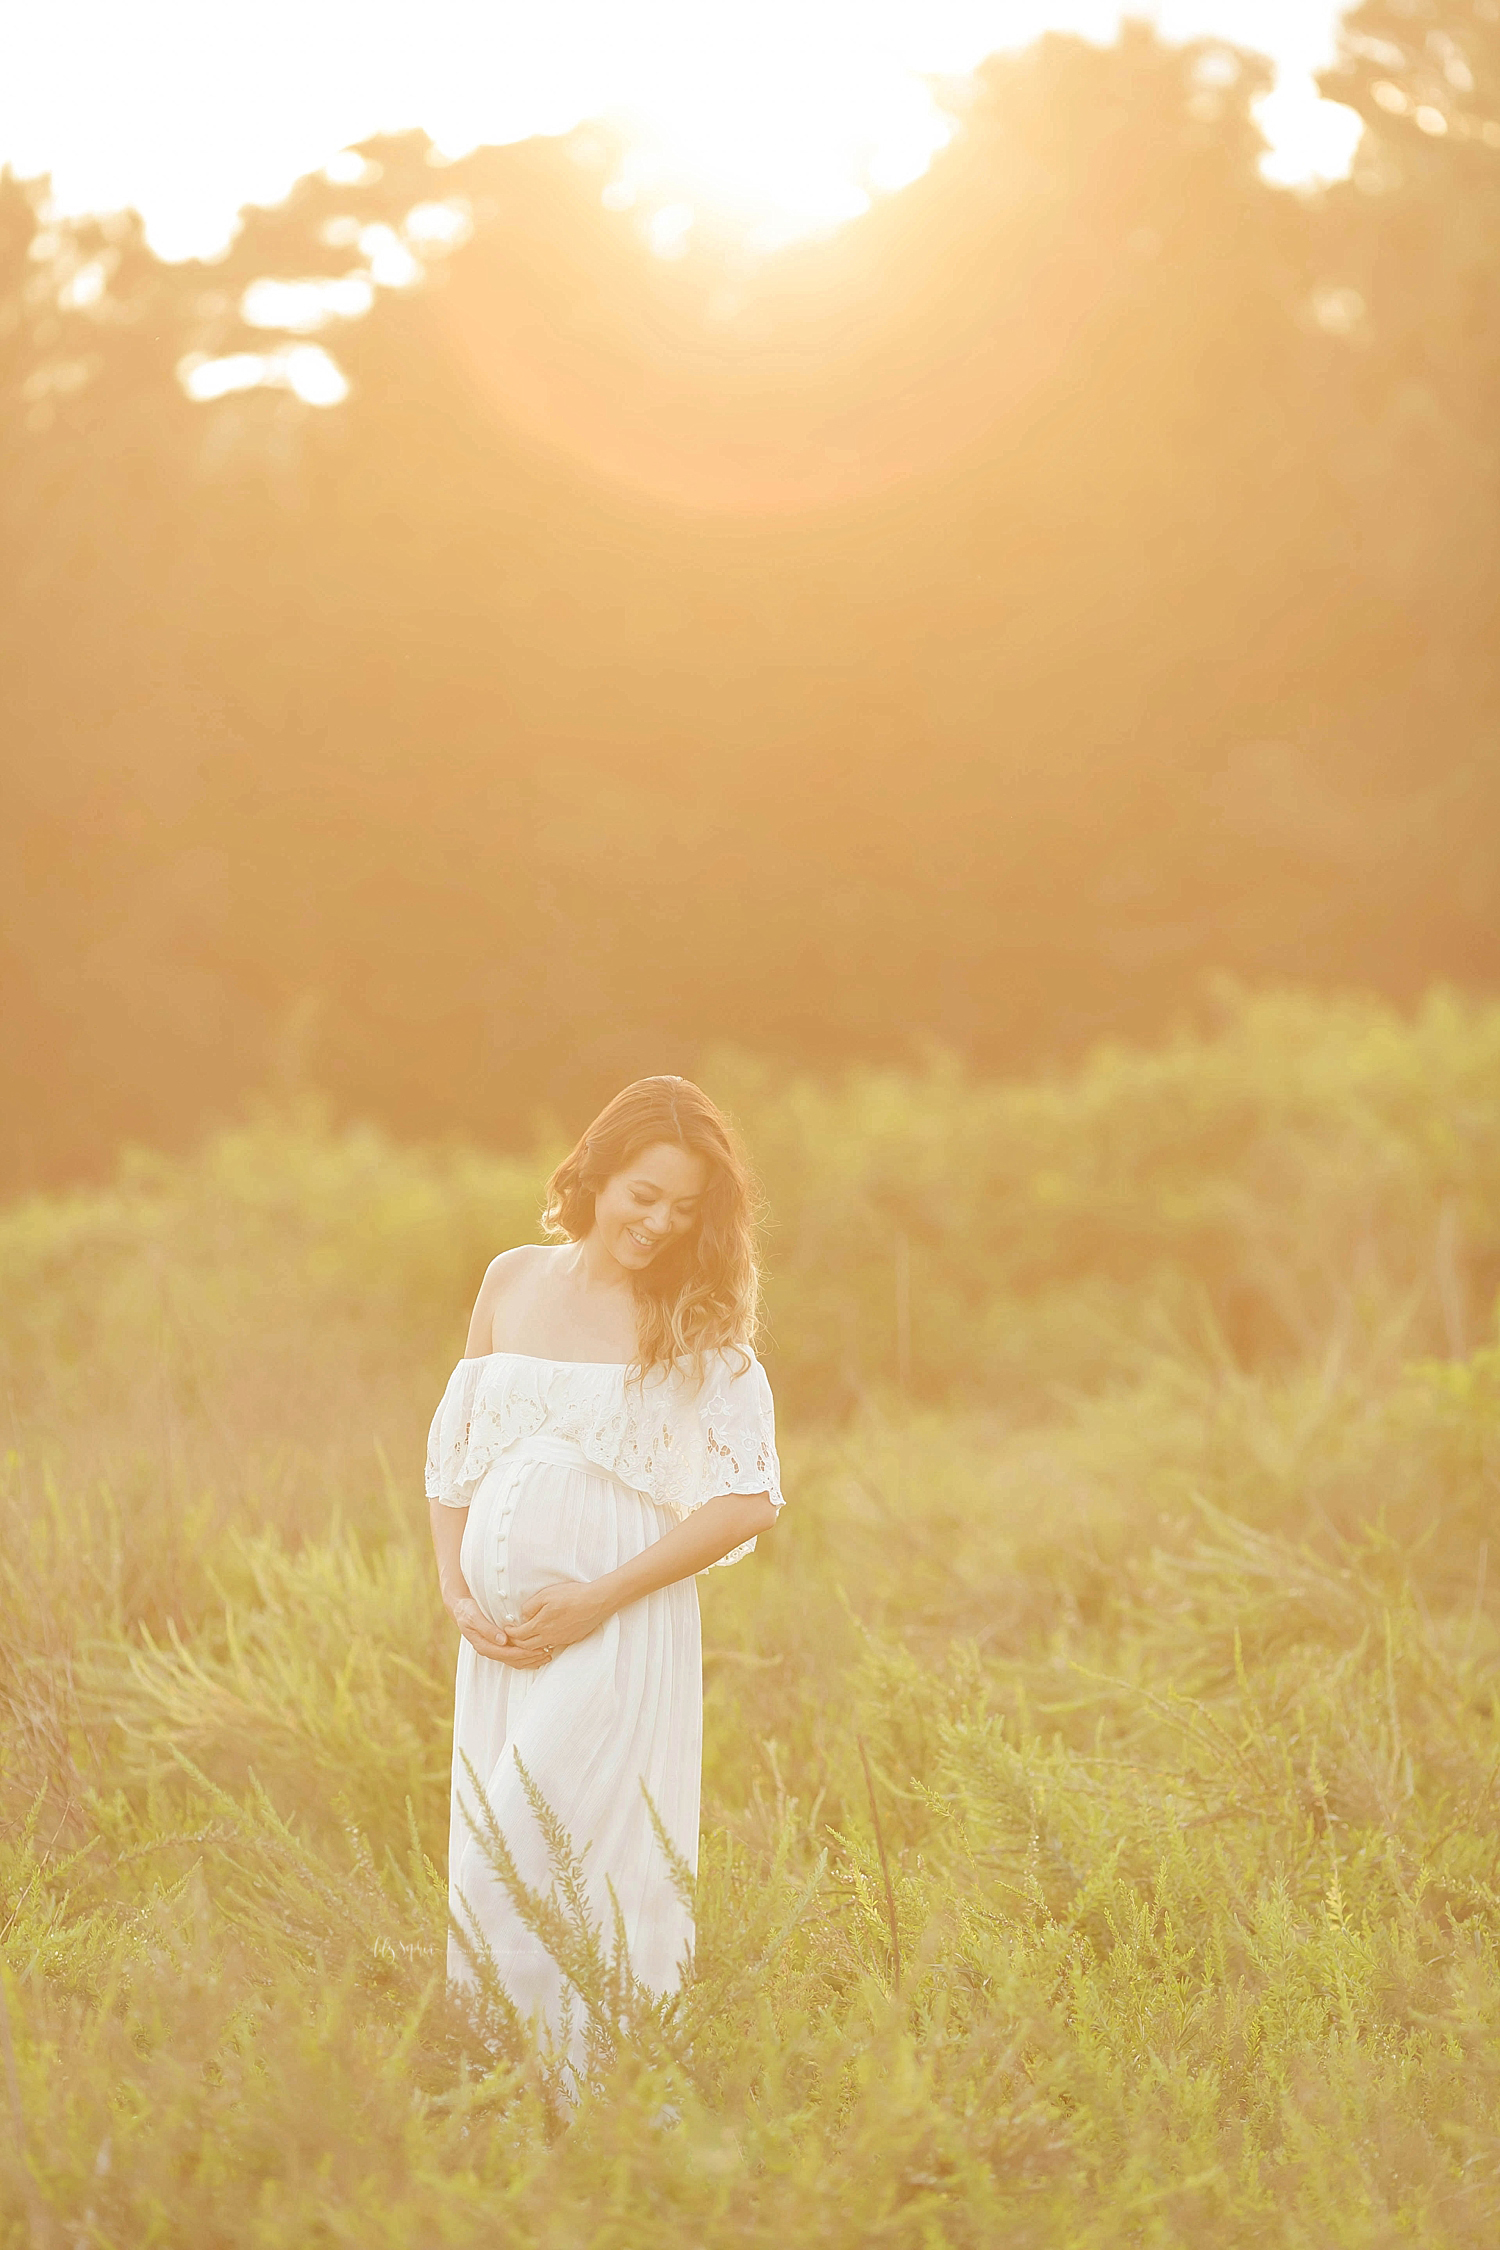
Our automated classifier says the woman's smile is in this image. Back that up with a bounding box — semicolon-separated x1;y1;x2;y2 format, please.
586;1140;710;1276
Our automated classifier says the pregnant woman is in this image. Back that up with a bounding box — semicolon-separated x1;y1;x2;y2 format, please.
425;1076;783;2069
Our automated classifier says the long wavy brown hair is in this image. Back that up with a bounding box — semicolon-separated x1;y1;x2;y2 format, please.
542;1076;760;1381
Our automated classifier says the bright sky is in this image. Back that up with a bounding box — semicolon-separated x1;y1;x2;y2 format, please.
2;1;1361;263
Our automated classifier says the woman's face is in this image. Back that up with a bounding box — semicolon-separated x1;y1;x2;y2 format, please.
592;1141;710;1273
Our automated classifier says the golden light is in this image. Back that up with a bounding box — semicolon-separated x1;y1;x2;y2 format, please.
585;5;957;255
1;5;1362;267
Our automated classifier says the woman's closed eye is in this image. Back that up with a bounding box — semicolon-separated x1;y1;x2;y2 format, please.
633;1190;698;1220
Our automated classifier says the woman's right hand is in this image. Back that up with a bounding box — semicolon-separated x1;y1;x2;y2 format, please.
447;1592;555;1669
447;1591;518;1665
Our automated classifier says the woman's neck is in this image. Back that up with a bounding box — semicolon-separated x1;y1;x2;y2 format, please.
572;1229;634;1294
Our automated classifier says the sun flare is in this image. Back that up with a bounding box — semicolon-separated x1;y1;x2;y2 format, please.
586;12;958;254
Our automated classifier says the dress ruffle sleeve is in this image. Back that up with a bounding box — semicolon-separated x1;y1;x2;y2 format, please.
426;1355;495;1508
682;1352;784;1566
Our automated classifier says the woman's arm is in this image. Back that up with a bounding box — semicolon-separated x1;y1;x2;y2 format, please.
428;1245;513;1661
429;1499;516;1662
504;1491;779;1660
427;1248;545;1667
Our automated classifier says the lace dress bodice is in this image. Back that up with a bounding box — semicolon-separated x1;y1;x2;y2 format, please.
426;1346;784;1567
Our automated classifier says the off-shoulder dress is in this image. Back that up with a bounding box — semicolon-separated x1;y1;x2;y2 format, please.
426;1346;783;2047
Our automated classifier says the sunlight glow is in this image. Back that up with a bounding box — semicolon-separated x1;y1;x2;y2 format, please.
179;344;350;406
590;11;957;254
1254;85;1363;186
176;194;477;410
356;223;424;288
402;199;475;250
241;275;376;330
4;4;1361;267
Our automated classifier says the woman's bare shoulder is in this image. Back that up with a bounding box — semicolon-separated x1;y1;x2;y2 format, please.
482;1241;557;1283
465;1243;561;1354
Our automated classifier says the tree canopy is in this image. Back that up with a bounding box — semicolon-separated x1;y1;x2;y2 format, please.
3;7;1498;1186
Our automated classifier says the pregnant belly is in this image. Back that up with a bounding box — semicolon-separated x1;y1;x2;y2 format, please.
460;1453;667;1628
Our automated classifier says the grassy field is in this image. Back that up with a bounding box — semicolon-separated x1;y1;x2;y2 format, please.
3;988;1500;2246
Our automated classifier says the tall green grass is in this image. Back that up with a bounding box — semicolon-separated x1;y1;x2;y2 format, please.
2;988;1499;2245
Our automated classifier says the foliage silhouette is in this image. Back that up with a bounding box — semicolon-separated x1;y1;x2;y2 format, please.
2;15;1498;1196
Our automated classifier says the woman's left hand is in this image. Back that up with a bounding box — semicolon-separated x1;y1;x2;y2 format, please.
506;1580;610;1662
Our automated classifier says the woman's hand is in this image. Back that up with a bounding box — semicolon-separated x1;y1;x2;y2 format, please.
505;1493;778;1665
433;1502;555;1669
447;1591;518;1666
506;1580;610;1663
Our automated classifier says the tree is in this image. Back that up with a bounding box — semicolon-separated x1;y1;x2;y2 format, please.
2;24;1498;1189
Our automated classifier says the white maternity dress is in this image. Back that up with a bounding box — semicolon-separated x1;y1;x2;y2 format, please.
426;1347;783;2050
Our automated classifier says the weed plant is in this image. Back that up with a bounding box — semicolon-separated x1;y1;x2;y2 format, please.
1;989;1498;2245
